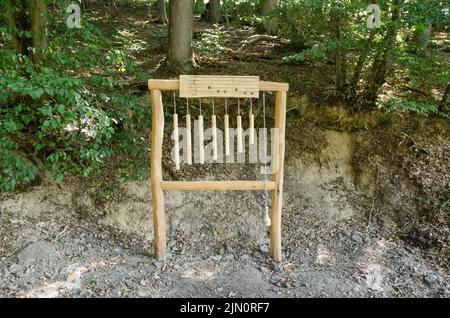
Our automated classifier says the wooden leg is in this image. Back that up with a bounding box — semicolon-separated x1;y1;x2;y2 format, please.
270;91;287;262
270;189;282;261
150;89;166;260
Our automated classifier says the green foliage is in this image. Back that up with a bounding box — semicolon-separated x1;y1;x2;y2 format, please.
194;0;207;15
193;25;229;55
397;53;450;88
223;0;261;26
0;2;150;191
283;45;328;62
381;98;450;120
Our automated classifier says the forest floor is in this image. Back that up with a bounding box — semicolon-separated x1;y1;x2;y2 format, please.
1;3;449;298
1;162;449;298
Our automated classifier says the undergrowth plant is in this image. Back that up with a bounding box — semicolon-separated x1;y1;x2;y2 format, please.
0;1;150;191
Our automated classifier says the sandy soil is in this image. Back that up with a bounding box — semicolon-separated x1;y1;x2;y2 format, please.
1;129;449;298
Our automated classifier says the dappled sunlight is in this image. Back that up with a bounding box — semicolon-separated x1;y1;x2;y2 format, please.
316;244;333;266
19;281;66;298
181;266;219;282
17;260;117;298
356;239;390;293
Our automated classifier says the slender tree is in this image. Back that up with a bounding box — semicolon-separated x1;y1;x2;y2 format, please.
331;11;347;93
4;0;21;53
167;0;194;74
3;0;48;62
262;0;278;34
439;84;449;113
363;0;401;106
157;0;168;24
30;0;48;62
208;0;221;23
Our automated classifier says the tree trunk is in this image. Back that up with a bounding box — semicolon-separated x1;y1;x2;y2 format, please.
167;0;194;74
4;0;20;53
9;0;32;56
208;0;221;23
347;31;376;98
79;0;89;11
363;0;401;106
157;0;168;24
439;83;450;113
262;0;277;35
4;0;47;62
29;0;48;62
332;12;347;93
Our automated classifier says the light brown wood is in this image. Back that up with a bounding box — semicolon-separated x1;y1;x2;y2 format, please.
161;181;277;191
198;115;204;164
148;79;289;93
211;115;218;161
180;75;260;98
150;89;167;260
237;115;243;153
173;114;180;170
270;90;287;262
224;114;230;156
186;114;192;165
271;128;280;174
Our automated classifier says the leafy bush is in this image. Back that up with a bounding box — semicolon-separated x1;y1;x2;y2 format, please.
381;99;450;120
0;3;150;191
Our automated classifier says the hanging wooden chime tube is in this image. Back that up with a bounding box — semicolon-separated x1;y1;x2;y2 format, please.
186;99;192;165
198;99;205;164
211;99;217;161
237;99;243;153
173;93;180;170
249;99;255;145
224;99;230;157
262;92;271;227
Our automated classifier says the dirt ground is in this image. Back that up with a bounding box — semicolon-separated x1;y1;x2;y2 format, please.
1;125;449;298
0;178;449;298
1;3;449;298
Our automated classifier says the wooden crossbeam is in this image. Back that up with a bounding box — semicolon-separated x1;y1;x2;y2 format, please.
148;79;289;93
180;75;260;98
161;181;276;191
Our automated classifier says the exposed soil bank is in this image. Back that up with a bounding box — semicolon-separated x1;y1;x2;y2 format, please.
1;113;449;297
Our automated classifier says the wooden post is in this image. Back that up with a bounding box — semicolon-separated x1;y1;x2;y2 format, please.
150;89;167;260
270;90;287;262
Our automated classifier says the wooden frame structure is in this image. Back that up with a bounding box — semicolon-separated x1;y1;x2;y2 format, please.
148;77;288;261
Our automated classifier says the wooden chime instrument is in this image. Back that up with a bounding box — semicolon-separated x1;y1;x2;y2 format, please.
148;75;288;261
